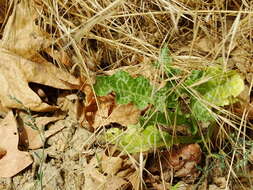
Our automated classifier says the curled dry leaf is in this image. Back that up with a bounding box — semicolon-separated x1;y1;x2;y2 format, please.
231;48;252;74
248;148;253;163
84;85;140;129
232;85;253;119
92;98;140;129
0;1;73;68
162;144;201;177
0;49;80;111
195;36;236;56
212;177;226;189
0;1;51;60
0;1;80;111
84;170;127;190
19;114;65;149
0;111;33;178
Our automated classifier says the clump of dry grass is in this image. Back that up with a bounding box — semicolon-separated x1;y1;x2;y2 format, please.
1;0;253;189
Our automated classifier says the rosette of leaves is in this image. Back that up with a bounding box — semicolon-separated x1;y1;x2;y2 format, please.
94;47;245;153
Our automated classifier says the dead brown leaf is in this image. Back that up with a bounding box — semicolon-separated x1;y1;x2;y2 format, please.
0;1;51;60
0;1;74;69
101;153;123;175
146;144;201;187
208;184;227;190
19;114;65;149
127;171;141;190
231;48;252;74
92;99;141;129
0;0;7;24
194;37;218;54
0;49;80;111
0;147;6;159
0;111;33;178
45;48;72;67
162;144;202;178
0;1;80;112
232;84;253;119
212;177;226;189
0;100;9;117
234;102;253;120
84;85;140;129
103;176;128;190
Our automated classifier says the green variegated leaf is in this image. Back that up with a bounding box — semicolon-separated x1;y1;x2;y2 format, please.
104;124;172;153
104;124;200;153
158;46;180;76
94;71;153;109
191;67;244;122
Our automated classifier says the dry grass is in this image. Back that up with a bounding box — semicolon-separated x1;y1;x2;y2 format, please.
1;0;253;189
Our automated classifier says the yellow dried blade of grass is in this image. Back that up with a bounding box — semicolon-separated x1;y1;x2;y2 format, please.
98;23;158;54
87;34;157;58
74;0;124;42
224;12;241;69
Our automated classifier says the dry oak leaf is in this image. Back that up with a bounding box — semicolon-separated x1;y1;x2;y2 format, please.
0;1;77;110
0;49;80;111
85;94;141;129
162;144;202;178
84;85;140;129
93;99;141;129
101;153;124;176
0;1;51;60
19;114;65;149
0;0;74;69
194;37;218;54
0;111;33;178
0;1;74;68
